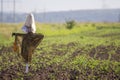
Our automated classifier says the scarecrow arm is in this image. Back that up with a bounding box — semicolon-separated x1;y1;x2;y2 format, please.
12;33;26;37
12;33;25;53
32;33;44;48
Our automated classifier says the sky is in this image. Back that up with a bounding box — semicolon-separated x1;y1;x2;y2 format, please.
1;0;120;13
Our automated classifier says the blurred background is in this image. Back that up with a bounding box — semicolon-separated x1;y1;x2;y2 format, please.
0;0;120;23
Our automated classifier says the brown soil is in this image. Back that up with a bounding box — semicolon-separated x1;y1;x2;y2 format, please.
0;43;120;80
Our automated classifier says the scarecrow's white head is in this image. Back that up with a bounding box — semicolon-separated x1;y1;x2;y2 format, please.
22;13;36;33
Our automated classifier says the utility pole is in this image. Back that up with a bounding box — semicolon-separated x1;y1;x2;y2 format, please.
43;7;46;22
101;0;107;22
119;13;120;22
1;0;2;22
1;0;3;24
13;0;15;23
102;0;107;9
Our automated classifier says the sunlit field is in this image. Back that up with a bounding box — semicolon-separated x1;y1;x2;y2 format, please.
0;22;120;80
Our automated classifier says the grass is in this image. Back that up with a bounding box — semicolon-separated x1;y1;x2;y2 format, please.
0;22;120;79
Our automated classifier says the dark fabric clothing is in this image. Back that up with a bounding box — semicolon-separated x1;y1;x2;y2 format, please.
12;32;44;63
21;33;44;63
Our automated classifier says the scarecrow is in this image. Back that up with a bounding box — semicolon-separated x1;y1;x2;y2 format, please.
12;13;44;73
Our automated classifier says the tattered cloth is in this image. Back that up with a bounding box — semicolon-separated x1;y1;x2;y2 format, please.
12;32;44;63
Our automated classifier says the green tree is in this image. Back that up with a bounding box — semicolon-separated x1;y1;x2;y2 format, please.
65;20;76;29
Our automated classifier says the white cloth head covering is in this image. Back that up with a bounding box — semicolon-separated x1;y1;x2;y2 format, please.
22;13;36;33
